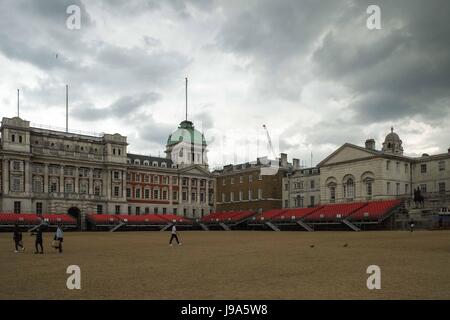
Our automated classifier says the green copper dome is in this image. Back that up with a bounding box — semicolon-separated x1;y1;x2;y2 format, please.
167;120;207;146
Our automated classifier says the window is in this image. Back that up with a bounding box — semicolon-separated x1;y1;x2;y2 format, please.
172;177;178;185
145;189;150;199
13;161;21;171
420;184;427;193
36;202;43;215
153;189;159;199
365;180;373;197
191;192;196;201
439;182;446;194
330;186;336;203
97;205;103;214
183;191;188;201
405;184;409;195
115;205;121;215
310;180;315;189
79;181;88;194
145;207;150;214
153;176;160;184
134;159;140;165
386;161;390;171
135;188;141;198
396;183;400;195
387;182;391;195
154;207;159;214
421;164;427;173
135;207;140;215
172;191;178;201
49;180;58;193
439;161;446;171
162;190;168;200
344;179;354;199
65;180;74;193
126;188;131;198
114;186;120;197
284;200;288;208
152;161;158;167
14;201;21;213
113;171;120;179
310;196;315;207
284;184;289;191
11;134;15;142
405;163;409;174
94;184;101;196
128;206;132;215
32;177;43;193
11;176;22;192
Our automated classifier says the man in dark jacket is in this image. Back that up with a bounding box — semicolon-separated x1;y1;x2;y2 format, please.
13;225;25;253
31;227;44;254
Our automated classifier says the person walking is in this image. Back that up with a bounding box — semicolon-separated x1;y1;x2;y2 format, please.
13;225;25;253
55;225;64;253
169;224;182;246
409;219;415;232
31;227;44;254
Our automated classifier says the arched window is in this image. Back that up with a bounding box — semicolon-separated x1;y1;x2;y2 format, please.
32;176;43;193
143;160;149;166
328;183;336;203
134;159;140;165
364;178;373;197
94;181;102;196
152;161;158;167
79;180;89;194
161;162;167;168
344;178;354;199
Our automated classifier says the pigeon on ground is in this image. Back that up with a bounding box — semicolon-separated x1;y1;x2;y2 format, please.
310;244;315;248
343;243;348;247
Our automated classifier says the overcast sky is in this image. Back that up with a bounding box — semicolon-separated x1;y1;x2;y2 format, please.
1;0;449;169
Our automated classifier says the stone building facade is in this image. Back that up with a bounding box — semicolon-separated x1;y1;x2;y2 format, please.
214;154;293;213
0;117;215;229
282;166;320;208
283;128;450;210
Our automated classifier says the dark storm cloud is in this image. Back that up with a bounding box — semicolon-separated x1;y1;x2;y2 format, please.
74;92;161;121
216;0;450;125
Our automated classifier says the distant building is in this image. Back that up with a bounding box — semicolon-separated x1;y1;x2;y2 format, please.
282;166;320;208
282;127;450;210
0;116;215;229
213;153;293;213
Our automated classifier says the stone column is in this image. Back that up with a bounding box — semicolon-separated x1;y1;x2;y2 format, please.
89;168;94;195
122;170;126;199
2;159;9;195
169;175;173;206
44;163;49;193
197;180;201;204
106;169;112;200
188;177;192;204
24;160;31;194
74;167;79;193
59;165;64;193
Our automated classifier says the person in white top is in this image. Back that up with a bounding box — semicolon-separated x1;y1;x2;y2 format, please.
169;224;182;246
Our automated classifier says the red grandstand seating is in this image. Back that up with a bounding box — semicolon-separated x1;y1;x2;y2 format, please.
348;199;401;221
201;211;254;223
158;214;193;224
41;214;76;225
253;209;288;221
86;214;120;225
0;213;40;225
304;202;367;222
278;207;322;220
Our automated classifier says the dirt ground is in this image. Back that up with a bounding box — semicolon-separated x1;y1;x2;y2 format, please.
0;230;449;300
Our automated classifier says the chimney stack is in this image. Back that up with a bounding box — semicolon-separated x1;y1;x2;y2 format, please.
365;139;376;150
280;153;288;168
293;158;300;169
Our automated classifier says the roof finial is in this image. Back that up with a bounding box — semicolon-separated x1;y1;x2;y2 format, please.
391;126;394;133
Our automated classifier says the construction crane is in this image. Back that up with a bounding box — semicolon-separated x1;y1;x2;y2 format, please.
262;124;277;159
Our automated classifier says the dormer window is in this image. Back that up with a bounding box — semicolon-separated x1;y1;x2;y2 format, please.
143;160;149;166
152;161;158;167
127;158;131;164
161;162;167;168
134;159;140;165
